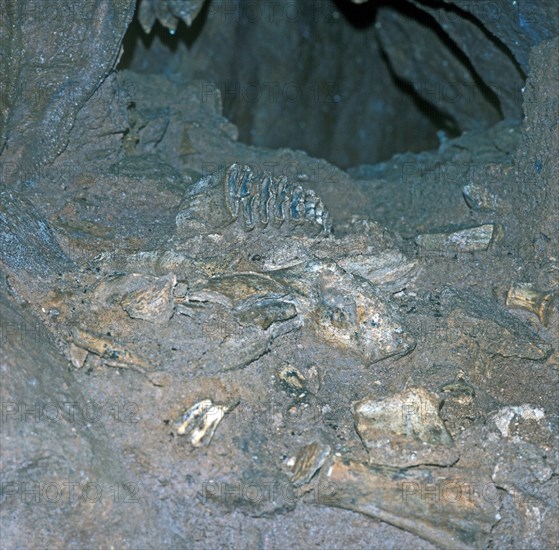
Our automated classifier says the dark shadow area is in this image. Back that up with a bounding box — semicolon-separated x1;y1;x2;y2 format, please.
384;0;505;118
416;0;527;80
378;44;461;139
333;0;379;29
116;0;512;168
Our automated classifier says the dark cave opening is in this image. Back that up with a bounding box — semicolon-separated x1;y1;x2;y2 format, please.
118;0;518;170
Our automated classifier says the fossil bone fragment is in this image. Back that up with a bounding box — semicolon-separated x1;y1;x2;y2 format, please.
68;342;88;369
463;182;505;212
186;272;300;331
416;223;502;253
274;261;416;365
317;457;498;550
71;327;149;369
505;283;556;326
443;288;554;360
353;388;458;467
120;273;177;323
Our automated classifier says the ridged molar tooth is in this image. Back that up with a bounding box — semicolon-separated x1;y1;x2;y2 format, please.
321;209;331;233
281;183;295;222
226;164;254;221
178;163;332;237
290;186;306;224
225;164;241;217
314;199;324;222
241;177;258;230
304;191;318;221
259;174;274;226
274;177;289;225
242;201;256;230
236;166;254;214
238;170;251;198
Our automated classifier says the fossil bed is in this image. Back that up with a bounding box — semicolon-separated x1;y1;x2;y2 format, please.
0;1;558;549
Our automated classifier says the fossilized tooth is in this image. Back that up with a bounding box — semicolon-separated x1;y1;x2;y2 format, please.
290;442;331;487
277;363;321;397
175;399;235;447
278;364;307;394
176;164;331;238
415;223;503;253
71;327;149;369
317;457;498;550
505;283;556;326
120;273;177;323
138;0;206;33
353;388;458;468
275;261;416;365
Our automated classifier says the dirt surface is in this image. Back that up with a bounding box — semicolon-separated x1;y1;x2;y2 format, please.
1;1;558;549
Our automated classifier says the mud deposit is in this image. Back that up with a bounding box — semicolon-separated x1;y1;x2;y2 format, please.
1;1;558;549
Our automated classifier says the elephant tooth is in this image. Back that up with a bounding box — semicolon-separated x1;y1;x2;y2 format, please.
177;164;332;237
